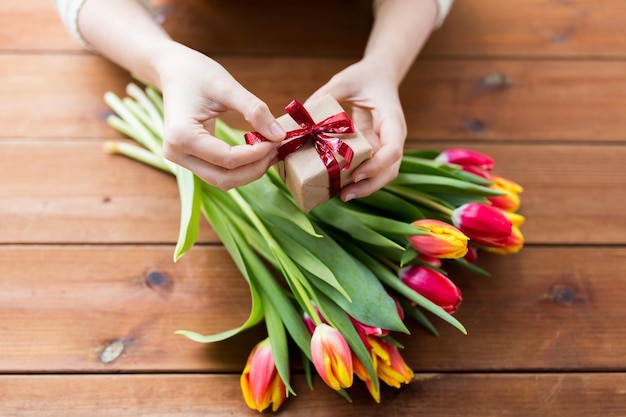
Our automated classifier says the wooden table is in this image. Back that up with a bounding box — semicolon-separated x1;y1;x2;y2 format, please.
2;1;625;415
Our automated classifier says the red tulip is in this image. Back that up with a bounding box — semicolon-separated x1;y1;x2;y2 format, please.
400;265;462;314
486;225;525;255
451;203;512;248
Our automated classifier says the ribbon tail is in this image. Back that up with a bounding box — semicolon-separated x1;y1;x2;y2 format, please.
315;140;342;197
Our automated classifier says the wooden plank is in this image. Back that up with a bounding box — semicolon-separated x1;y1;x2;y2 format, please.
0;140;215;244
0;373;624;416
1;246;624;372
0;0;80;52
2;140;624;245
6;0;626;59
424;0;626;58
5;54;626;142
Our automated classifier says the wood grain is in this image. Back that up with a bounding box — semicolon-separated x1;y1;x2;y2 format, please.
0;373;624;416
2;0;625;414
4;54;626;141
1;246;624;373
6;0;626;59
2;140;624;244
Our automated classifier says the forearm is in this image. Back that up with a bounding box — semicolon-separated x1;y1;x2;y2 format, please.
76;0;173;88
366;0;439;85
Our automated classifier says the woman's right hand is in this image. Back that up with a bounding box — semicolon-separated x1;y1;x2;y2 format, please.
154;41;286;190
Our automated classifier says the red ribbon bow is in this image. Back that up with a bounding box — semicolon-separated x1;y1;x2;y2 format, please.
245;100;355;197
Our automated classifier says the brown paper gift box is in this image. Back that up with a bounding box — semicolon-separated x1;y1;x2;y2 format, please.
274;95;372;212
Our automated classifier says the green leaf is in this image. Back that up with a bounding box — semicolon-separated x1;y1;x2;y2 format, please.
398;297;439;336
390;174;505;197
400;245;419;267
356;189;425;222
175;196;264;342
311;201;405;251
268;217;407;333
269;225;350;302
173;168;202;262
451;257;491;277
402;149;440;159
314;292;379;394
328;200;428;237
263;291;296;395
340;238;467;334
240;177;321;237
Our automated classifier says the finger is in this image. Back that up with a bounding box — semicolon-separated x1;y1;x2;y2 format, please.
221;87;286;142
349;115;406;184
163;122;279;170
177;147;278;191
340;161;402;201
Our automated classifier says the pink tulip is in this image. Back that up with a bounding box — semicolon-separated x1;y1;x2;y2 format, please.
409;219;469;259
400;265;462;314
451;203;513;248
310;323;354;391
436;148;495;178
240;338;287;412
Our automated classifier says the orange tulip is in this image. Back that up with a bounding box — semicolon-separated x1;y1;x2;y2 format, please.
409;219;469;259
240;338;287;412
487;176;523;212
310;323;354;391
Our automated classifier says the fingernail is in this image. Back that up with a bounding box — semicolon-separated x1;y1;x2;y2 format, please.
344;193;356;202
354;173;367;183
270;121;285;139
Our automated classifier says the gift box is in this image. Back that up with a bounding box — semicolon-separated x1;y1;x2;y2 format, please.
269;95;372;212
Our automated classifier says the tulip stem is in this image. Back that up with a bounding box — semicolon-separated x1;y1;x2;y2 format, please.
385;185;454;216
227;188;321;325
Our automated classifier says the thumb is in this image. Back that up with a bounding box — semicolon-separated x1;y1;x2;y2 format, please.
226;88;286;142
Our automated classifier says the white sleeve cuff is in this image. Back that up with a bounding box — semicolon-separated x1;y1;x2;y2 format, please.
54;0;90;47
53;0;153;48
433;0;454;28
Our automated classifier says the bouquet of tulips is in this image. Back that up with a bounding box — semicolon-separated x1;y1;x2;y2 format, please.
104;83;524;412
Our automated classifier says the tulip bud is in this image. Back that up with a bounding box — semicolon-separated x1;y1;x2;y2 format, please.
452;203;512;248
400;265;462;314
310;324;354;391
436;148;495;178
367;337;414;389
487;176;523;212
240;338;287;412
409;219;469;259
486;225;525;255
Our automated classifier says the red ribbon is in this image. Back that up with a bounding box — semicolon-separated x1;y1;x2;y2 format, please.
245;100;355;197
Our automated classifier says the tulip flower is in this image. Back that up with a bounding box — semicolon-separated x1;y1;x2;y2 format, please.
310;323;354;391
486;225;524;255
352;352;381;403
451;203;512;248
498;208;525;228
409;219;469;259
487;176;523;212
368;337;414;389
240;338;287;412
400;265;462;314
435;148;494;178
